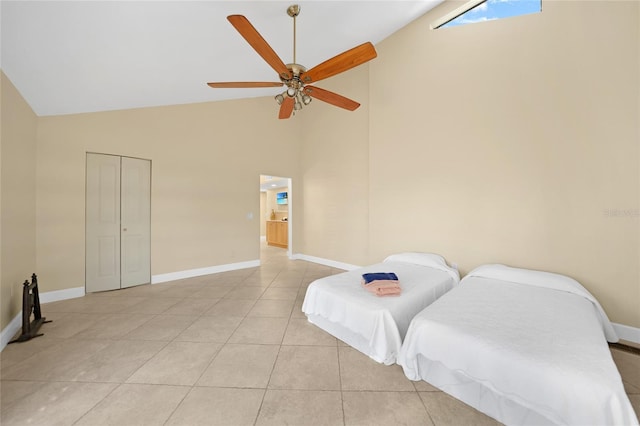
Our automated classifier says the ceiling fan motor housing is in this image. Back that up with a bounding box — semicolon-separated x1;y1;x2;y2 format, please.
281;63;306;94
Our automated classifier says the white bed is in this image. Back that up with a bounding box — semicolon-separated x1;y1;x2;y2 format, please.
301;253;460;365
398;264;639;426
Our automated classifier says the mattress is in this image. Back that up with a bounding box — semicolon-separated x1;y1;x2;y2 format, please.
397;264;638;426
301;252;459;365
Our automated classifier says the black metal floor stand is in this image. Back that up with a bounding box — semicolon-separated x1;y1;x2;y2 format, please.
8;274;52;344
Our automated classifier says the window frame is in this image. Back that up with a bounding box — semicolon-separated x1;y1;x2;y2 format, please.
431;0;541;30
431;0;488;29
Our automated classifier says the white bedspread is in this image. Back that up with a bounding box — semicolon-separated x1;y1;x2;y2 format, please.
398;265;638;426
302;255;459;365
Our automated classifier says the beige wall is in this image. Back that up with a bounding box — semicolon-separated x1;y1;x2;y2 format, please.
300;65;371;266
367;1;639;327
1;72;38;329
35;98;302;297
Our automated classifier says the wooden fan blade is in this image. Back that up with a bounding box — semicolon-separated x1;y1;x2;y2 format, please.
207;82;283;88
227;15;291;80
279;96;295;119
303;86;360;111
301;42;377;84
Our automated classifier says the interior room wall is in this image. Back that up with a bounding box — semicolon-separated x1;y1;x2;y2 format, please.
35;97;302;295
368;1;639;327
1;72;38;330
299;65;370;266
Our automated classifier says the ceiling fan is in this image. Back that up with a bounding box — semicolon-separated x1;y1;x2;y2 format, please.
207;4;377;119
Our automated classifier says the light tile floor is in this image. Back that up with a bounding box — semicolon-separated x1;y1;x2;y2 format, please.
1;243;639;425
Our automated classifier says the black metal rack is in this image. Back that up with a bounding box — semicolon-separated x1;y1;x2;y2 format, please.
8;274;52;344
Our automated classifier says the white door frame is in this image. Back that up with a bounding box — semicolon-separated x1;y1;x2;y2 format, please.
286;177;293;259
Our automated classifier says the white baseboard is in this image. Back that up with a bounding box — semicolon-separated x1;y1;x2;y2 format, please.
39;286;85;304
0;312;23;351
613;323;640;345
151;259;261;284
291;253;361;271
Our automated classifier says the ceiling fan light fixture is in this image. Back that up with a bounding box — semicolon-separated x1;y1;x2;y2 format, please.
302;94;312;105
294;101;302;111
275;93;284;105
286;87;297;97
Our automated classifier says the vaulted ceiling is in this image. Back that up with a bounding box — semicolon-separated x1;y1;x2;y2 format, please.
1;1;443;116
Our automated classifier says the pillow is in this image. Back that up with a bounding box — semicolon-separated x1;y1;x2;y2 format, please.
466;264;584;294
384;252;447;268
384;252;460;284
465;264;618;342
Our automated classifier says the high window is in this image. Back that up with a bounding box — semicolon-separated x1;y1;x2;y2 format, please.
432;0;541;29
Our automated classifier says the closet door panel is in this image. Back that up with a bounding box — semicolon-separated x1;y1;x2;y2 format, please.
121;156;151;288
86;153;121;292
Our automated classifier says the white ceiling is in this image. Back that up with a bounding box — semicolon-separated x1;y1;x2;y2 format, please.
1;1;443;116
260;175;289;192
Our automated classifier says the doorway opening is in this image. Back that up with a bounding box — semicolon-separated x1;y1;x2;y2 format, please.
260;175;292;259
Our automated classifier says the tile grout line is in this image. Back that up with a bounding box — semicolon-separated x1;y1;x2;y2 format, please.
336;344;347;426
249;257;294;426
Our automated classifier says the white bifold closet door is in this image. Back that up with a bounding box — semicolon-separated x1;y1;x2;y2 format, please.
86;153;151;292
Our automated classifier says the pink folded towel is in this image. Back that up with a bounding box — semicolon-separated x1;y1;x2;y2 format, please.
361;279;401;297
374;286;401;296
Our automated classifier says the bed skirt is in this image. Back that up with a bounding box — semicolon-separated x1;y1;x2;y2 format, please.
409;354;566;425
306;314;398;365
